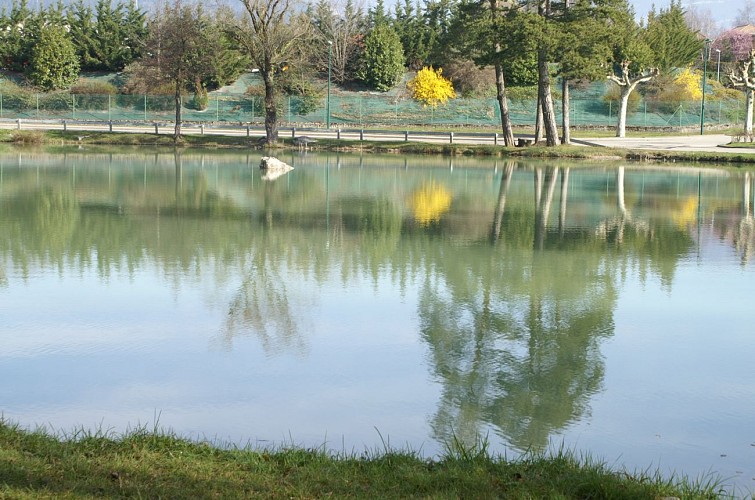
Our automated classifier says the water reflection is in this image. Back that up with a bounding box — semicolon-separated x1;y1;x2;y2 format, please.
0;149;752;471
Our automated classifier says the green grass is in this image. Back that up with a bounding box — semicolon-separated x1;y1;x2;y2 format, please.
0;419;733;499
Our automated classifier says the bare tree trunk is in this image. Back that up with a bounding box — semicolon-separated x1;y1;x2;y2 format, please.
495;63;515;146
746;89;754;135
535;94;544;143
537;0;558;146
174;81;182;140
263;71;278;144
561;78;571;145
617;85;632;138
538;51;559;146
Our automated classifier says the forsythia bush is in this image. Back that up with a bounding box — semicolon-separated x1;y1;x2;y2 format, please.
673;68;702;101
408;67;456;108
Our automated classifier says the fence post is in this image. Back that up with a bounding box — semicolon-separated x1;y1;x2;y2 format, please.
154;123;159;135
63;120;67;132
405;130;409;141
251;97;255;123
494;133;498;146
17;119;21;129
337;128;341;140
72;95;76;120
292;127;296;138
449;132;454;144
109;120;113;132
200;124;204;135
287;96;291;123
108;94;111;122
144;95;147;121
246;125;250;137
0;93;3;118
36;94;39;119
360;129;364;141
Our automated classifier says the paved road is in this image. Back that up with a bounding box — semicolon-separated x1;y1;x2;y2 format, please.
573;134;755;154
4;118;755;154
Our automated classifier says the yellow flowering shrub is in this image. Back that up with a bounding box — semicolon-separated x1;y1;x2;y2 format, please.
673;68;703;101
407;67;456;108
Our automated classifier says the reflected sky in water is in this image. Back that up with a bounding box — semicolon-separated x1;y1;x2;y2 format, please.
0;149;753;492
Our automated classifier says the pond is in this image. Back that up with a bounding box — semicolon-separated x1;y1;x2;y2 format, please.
1;149;754;492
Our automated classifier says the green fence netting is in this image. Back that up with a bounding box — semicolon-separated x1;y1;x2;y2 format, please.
0;92;745;129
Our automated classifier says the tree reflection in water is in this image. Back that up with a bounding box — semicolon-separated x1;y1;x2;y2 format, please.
420;164;616;450
714;171;755;265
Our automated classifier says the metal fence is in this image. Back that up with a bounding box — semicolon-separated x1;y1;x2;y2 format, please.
0;91;745;129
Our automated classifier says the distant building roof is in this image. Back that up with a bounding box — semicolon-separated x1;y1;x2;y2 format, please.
731;24;755;35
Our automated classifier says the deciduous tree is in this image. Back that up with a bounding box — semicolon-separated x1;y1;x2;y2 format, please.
139;1;219;139
232;0;312;143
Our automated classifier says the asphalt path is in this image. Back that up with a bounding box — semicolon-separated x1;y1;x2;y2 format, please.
4;118;755;154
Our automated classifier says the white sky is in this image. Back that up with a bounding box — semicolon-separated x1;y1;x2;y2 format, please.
631;0;736;30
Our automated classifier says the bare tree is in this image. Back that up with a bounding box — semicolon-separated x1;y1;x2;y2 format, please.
684;5;720;39
233;0;312;144
729;50;755;136
312;0;365;83
139;0;219;140
735;0;755;26
608;61;658;138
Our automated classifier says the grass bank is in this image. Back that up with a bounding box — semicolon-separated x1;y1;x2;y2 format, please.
3;128;755;166
0;420;726;499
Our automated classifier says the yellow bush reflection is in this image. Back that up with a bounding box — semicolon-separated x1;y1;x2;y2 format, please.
671;196;698;228
412;182;452;226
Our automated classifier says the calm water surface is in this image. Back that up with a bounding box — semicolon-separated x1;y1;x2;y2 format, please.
1;149;754;492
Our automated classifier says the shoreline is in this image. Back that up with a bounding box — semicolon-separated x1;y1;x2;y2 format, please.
0;419;729;498
3;127;755;167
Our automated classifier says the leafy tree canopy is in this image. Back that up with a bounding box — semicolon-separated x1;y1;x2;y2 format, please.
28;24;79;90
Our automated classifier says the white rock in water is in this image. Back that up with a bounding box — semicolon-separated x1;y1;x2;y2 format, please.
260;156;293;181
259;156;293;171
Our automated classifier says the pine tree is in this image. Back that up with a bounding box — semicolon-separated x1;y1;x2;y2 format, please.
357;24;405;91
28;24;80;89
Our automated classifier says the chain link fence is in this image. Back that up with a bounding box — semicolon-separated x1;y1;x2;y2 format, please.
0;91;745;129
